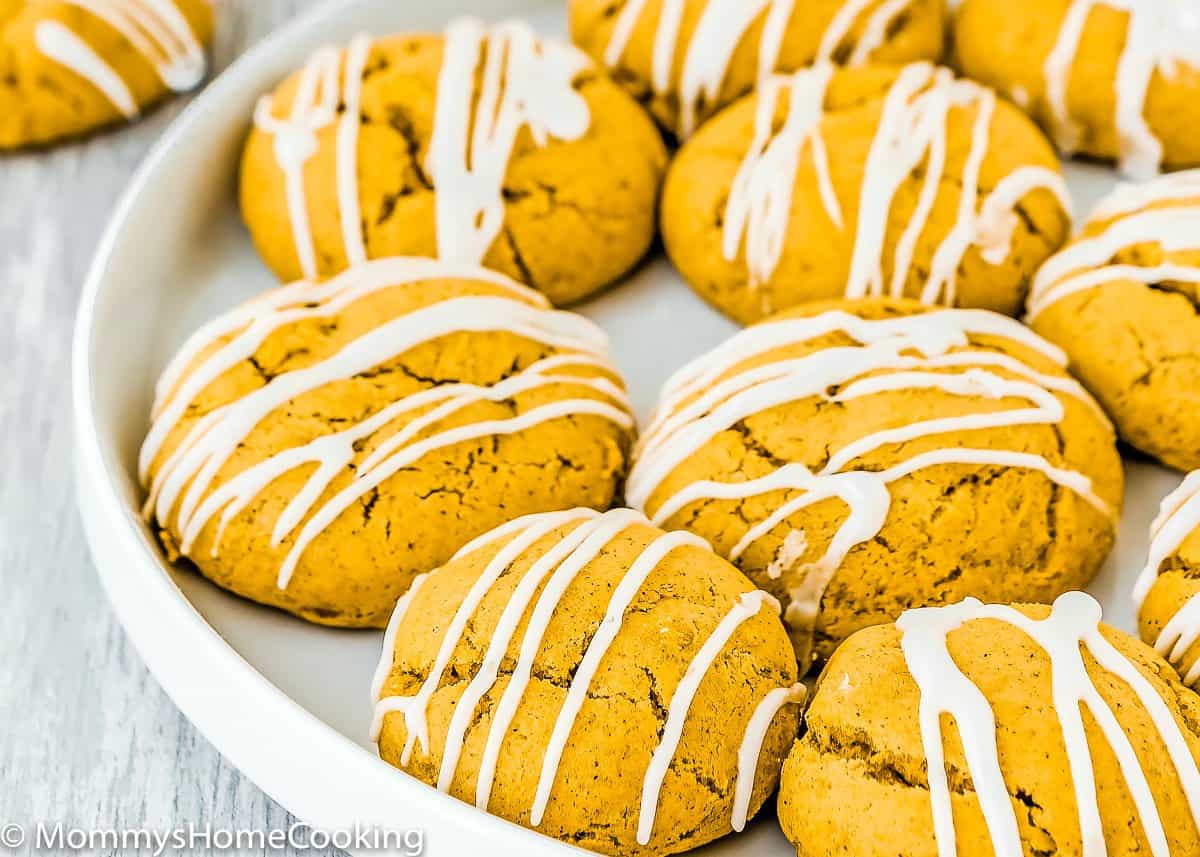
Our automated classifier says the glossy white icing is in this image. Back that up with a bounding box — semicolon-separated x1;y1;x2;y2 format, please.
1134;471;1200;686
1043;1;1200;178
371;508;600;755
35;20;138;118
721;61;1069;304
722;64;840;288
636;589;780;845
526;528;710;823
252;35;372;281
1027;171;1200;321
429;18;591;265
841;63;1067;305
898;592;1200;857
140;258;633;590
370;508;800;842
33;0;206;118
604;0;916;137
731;682;805;831
628;308;1114;640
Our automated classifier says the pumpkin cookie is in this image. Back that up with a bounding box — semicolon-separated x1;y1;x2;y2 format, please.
778;593;1200;856
139;258;636;628
1135;471;1200;689
955;0;1200;178
371;507;803;856
0;0;213;149
662;62;1072;324
568;0;945;139
627;298;1123;669
239;18;667;306
1027;171;1200;472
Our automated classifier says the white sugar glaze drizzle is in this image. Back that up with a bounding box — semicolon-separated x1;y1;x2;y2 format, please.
1134;472;1200;686
1027;171;1200;321
603;0;916;137
429;18;591;265
723;62;1070;299
139;258;633;589
33;0;205;119
252;34;372;281
369;573;427;703
731;682;805;832
843;63;1069;305
627;309;1115;636
369;508;802;842
1043;1;1200;178
636;589;780;845
1091;169;1200;221
722;64;841;288
898;592;1200;857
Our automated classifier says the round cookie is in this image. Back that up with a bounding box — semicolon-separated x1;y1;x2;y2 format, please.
626;298;1123;669
139;257;636;628
662;62;1072;324
955;0;1200;178
1135;471;1200;689
370;507;803;857
778;593;1200;856
568;0;945;139
0;0;213;149
1026;171;1200;472
239;18;668;307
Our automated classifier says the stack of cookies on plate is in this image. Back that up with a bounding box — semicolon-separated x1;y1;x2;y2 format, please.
131;1;1200;854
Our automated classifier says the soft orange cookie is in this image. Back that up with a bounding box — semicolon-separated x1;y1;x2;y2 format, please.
778;593;1200;855
0;0;213;148
371;508;803;856
240;18;667;306
140;258;635;627
1027;170;1200;472
627;299;1122;669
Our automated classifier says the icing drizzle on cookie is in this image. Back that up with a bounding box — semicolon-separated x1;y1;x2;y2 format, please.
139;258;634;589
1043;1;1200;178
723;62;1070;300
369;508;803;843
428;18;591;266
626;308;1115;655
604;0;919;137
253;20;590;280
1134;471;1200;687
33;0;206;119
252;34;373;281
898;592;1200;857
1027;169;1200;321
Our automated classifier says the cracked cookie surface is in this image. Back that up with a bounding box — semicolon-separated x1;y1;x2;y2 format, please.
0;0;212;149
779;596;1200;856
238;21;668;306
139;258;635;628
371;508;802;856
626;298;1123;670
568;0;945;140
661;62;1072;325
955;0;1200;178
1027;171;1200;472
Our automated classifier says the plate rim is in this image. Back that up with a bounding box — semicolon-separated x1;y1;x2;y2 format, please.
71;0;588;853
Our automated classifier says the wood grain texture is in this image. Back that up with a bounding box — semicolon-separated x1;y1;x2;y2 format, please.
0;2;337;854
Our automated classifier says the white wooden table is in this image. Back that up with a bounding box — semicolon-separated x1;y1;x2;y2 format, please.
0;2;340;853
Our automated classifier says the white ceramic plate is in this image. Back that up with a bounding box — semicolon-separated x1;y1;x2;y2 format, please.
72;1;1185;854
